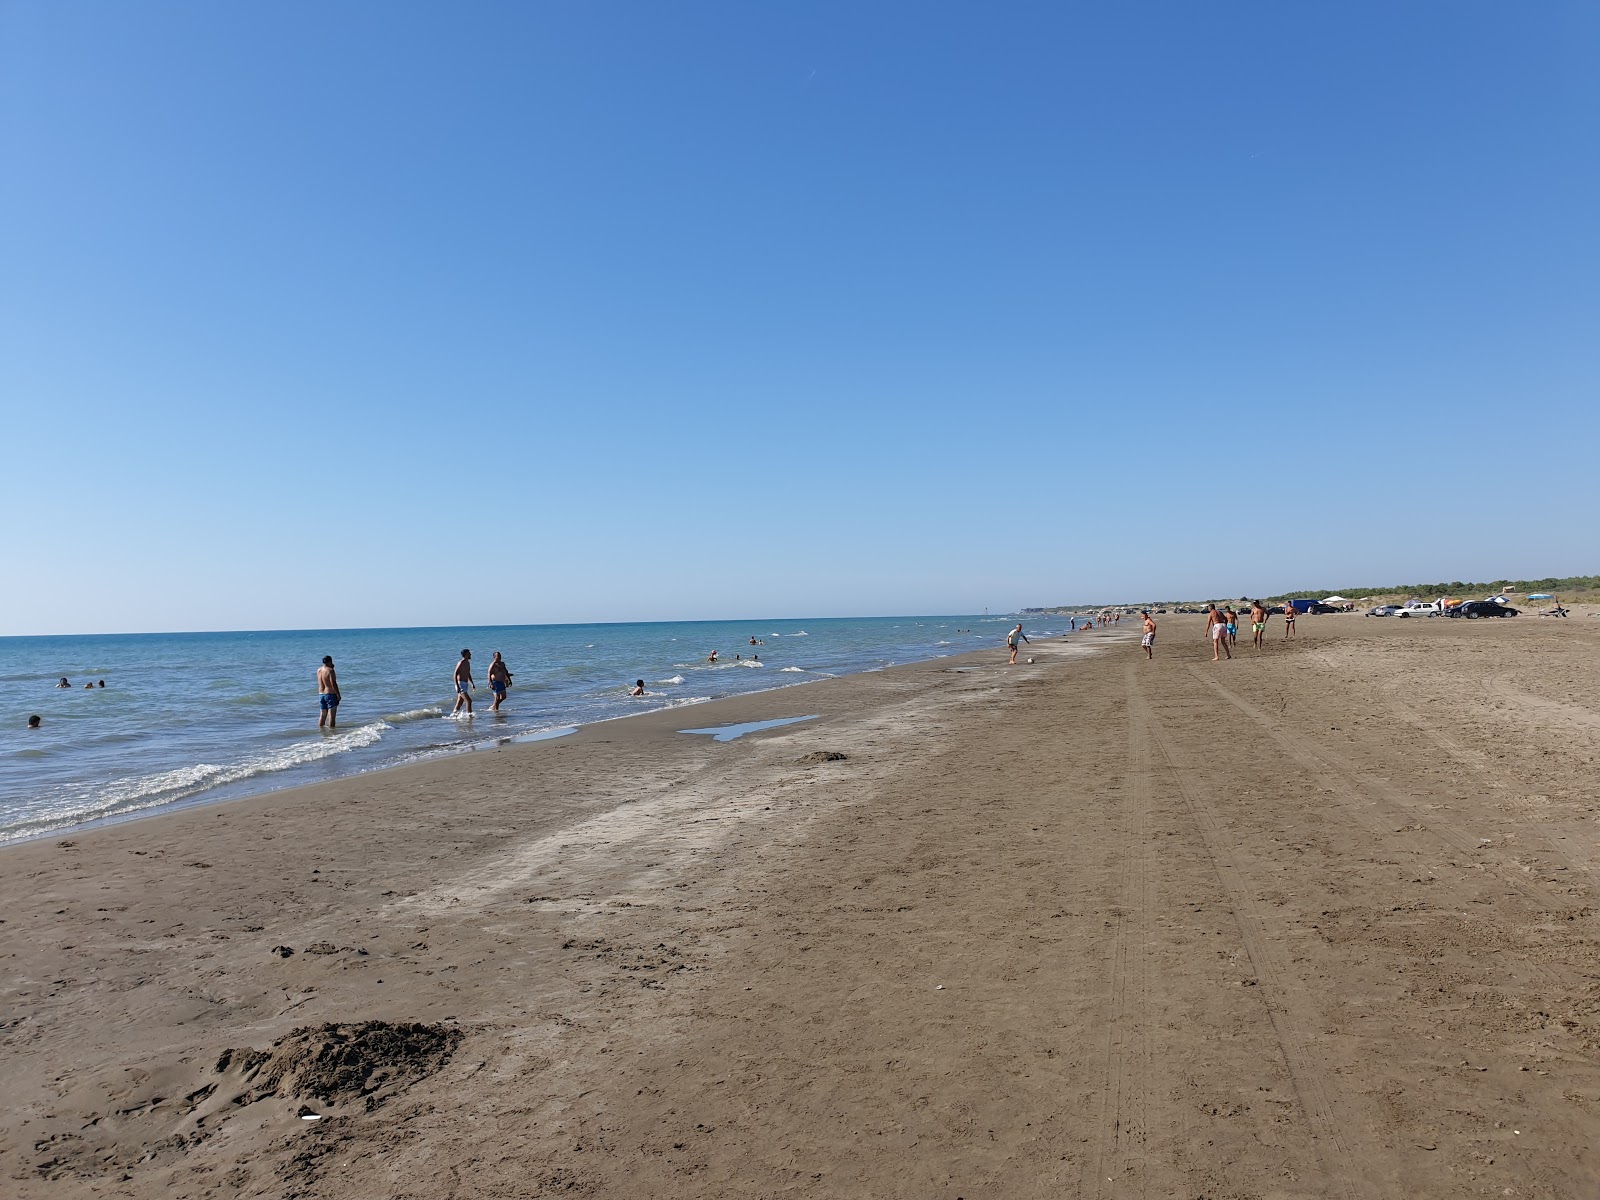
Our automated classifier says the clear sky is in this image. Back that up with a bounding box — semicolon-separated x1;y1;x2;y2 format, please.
3;2;1596;634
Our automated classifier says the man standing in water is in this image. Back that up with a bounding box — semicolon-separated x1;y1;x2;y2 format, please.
487;651;512;712
1250;599;1270;652
1006;622;1030;665
1140;610;1157;660
452;649;476;715
1205;605;1232;662
317;656;341;730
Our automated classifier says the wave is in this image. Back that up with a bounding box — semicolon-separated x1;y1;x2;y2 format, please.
6;723;392;841
382;706;444;724
792;631;808;636
779;666;805;672
658;675;686;685
936;640;952;645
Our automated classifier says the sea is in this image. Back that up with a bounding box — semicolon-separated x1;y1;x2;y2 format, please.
1;613;1076;845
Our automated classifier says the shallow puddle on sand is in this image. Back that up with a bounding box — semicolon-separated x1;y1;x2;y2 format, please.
679;715;819;742
506;726;577;745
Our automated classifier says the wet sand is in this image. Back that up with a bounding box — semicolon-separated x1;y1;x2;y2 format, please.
5;614;1600;1198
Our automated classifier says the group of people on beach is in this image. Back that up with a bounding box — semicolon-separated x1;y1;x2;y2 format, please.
1007;599;1298;669
1201;601;1293;660
315;648;518;730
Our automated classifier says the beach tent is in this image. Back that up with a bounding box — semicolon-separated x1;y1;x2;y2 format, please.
1322;596;1348;604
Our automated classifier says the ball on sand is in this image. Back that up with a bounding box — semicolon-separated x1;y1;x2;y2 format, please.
1027;657;1035;664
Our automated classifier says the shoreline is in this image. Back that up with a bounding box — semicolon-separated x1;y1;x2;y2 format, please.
5;616;1066;849
10;616;1597;1196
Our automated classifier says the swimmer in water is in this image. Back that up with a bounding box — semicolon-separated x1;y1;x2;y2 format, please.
27;714;41;729
56;678;70;689
630;679;645;696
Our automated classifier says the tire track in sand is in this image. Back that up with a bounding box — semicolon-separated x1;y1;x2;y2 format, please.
1080;663;1155;1198
1131;670;1381;1200
1189;667;1585;913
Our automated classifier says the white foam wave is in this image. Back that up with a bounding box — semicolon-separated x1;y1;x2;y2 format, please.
46;722;393;830
383;706;444;724
792;631;808;636
779;666;805;672
936;640;952;645
659;675;686;685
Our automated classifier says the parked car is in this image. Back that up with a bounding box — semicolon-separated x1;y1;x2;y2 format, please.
1366;605;1401;617
1449;601;1519;619
1394;602;1437;618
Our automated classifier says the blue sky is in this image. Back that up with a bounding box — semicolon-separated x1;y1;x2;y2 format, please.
2;2;1596;634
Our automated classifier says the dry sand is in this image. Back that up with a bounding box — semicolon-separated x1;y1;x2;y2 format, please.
4;614;1600;1198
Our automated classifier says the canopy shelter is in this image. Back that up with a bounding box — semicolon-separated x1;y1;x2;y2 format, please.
1322;596;1348;604
1527;593;1554;600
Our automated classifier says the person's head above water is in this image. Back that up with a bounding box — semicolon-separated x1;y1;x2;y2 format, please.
322;656;334;666
27;714;41;728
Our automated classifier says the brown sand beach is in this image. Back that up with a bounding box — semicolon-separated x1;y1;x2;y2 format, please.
5;615;1600;1198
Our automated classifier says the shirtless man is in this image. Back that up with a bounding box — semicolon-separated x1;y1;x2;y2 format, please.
452;649;475;715
1223;605;1239;650
317;656;341;729
1140;610;1157;660
486;651;512;712
1205;604;1232;661
1006;623;1029;665
1249;600;1269;651
1283;604;1297;639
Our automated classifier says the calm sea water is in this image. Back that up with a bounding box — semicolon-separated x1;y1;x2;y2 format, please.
1;614;1071;843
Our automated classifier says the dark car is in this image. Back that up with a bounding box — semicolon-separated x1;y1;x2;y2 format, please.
1449;601;1519;619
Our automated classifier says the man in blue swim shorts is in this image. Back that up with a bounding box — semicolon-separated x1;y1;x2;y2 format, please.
317;655;341;730
487;651;512;712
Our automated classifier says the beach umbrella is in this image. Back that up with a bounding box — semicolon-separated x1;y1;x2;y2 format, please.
1527;593;1554;600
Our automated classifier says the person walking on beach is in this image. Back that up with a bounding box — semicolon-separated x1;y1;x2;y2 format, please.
452;649;476;715
1205;605;1231;661
487;652;512;712
1140;610;1157;660
317;656;341;730
1007;622;1030;665
1249;600;1269;652
1223;605;1239;650
1283;604;1297;640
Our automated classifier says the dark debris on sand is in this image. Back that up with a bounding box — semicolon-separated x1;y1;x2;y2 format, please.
217;1020;463;1109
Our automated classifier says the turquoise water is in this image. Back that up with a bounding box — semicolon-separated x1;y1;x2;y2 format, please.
1;614;1067;843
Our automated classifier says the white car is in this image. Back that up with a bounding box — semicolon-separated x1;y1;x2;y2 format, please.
1395;602;1438;618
